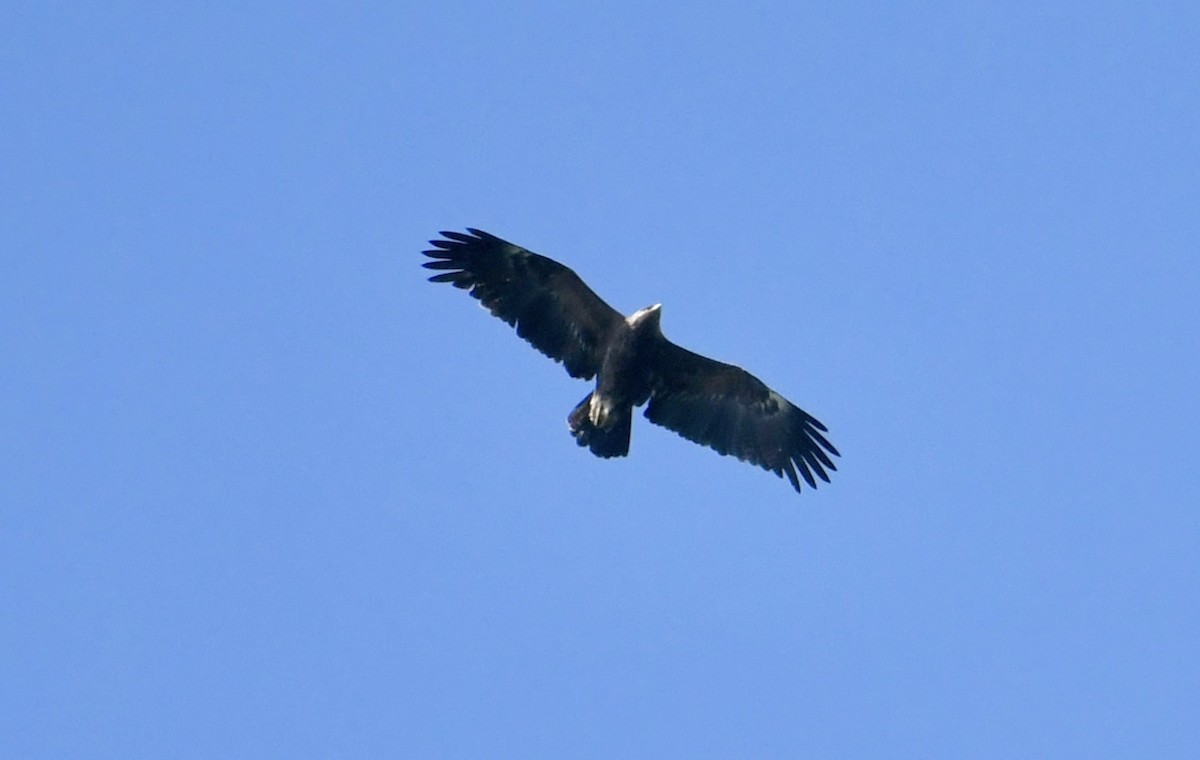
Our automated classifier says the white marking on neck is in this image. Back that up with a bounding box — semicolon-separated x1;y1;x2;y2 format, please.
626;303;662;327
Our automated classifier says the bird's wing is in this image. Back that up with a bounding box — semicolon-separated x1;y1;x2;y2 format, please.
423;229;624;379
643;339;840;493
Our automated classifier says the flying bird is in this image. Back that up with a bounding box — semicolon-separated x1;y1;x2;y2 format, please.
422;228;839;494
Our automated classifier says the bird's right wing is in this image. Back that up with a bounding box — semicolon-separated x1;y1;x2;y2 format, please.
423;229;624;379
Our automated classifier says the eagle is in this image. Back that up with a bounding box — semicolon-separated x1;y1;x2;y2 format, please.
422;228;840;494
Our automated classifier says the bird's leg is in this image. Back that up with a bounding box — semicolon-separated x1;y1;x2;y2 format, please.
589;392;616;428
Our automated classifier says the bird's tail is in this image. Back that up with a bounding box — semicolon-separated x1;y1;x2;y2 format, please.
568;392;631;458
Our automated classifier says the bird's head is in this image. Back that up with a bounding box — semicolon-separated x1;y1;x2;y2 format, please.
627;303;663;331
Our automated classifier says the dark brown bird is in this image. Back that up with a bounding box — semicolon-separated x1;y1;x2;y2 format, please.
423;228;839;494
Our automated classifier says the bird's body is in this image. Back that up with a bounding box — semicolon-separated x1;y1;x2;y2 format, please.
422;228;839;494
568;304;661;458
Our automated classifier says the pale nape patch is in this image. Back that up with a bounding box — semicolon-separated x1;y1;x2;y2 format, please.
625;303;662;326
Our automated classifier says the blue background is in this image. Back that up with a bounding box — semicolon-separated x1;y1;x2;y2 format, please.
4;3;1197;757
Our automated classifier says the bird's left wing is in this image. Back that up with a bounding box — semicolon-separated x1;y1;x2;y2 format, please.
643;339;840;493
423;229;624;380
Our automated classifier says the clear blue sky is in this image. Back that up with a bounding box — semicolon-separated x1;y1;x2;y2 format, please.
4;2;1198;757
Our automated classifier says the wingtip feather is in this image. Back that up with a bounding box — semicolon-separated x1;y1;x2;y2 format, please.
427;272;470;284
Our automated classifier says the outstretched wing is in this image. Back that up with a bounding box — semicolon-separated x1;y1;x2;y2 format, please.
423;229;624;379
643;340;840;493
